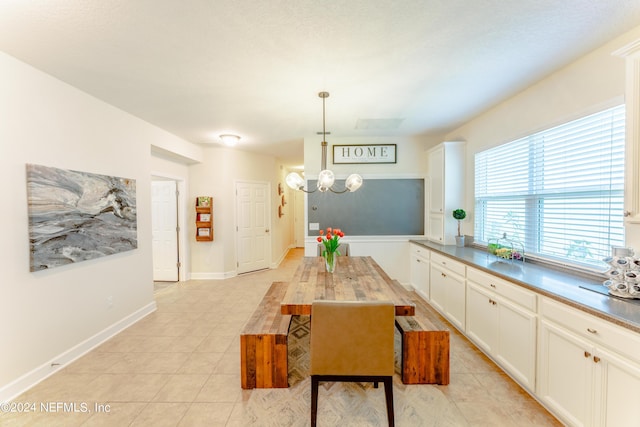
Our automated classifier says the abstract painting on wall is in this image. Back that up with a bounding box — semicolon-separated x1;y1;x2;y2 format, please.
26;164;137;272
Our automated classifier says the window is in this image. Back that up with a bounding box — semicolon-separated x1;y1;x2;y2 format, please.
475;104;625;270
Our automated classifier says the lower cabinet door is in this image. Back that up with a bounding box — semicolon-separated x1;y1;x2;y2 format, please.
410;254;421;290
429;263;447;313
466;282;498;353
595;346;640;427
445;272;466;331
410;254;429;300
495;298;537;390
538;319;593;427
430;263;465;331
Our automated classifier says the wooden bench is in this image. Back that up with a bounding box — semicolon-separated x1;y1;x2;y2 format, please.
240;281;292;389
389;280;450;385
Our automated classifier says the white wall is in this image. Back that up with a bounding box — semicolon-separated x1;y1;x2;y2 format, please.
445;24;640;251
303;135;431;178
188;146;295;278
0;51;198;400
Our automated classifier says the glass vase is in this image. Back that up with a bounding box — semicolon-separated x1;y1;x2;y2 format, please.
324;251;337;273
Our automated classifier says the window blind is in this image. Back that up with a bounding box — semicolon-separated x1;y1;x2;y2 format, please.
474;104;625;270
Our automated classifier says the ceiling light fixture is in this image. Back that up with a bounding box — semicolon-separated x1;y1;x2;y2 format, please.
219;134;240;147
285;92;363;193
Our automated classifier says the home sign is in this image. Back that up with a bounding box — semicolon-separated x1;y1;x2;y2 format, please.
332;144;397;164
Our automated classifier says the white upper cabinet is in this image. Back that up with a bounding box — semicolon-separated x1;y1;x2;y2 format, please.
428;146;444;214
427;141;465;245
613;39;640;224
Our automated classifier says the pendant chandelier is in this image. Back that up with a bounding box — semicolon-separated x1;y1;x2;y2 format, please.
285;92;363;193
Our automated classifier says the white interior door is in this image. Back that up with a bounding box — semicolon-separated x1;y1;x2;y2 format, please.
151;180;179;281
236;181;270;274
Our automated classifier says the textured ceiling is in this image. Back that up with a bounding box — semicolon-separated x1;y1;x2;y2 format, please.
1;1;640;167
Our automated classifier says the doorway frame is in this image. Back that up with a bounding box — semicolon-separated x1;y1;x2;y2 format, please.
151;173;188;282
234;179;272;275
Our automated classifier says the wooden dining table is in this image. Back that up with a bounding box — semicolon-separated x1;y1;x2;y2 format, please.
280;256;416;316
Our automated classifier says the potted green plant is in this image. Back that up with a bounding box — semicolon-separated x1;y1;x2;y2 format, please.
453;208;466;247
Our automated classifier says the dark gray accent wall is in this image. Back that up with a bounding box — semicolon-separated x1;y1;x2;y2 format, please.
307;178;425;235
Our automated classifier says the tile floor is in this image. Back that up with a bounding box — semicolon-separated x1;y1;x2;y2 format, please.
2;249;562;426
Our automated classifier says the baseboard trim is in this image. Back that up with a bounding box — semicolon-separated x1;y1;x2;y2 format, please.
189;271;235;280
270;246;294;269
0;301;157;403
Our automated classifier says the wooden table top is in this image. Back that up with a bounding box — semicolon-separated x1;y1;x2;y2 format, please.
280;256;416;316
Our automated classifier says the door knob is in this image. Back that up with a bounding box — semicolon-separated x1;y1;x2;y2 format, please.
265;229;270;232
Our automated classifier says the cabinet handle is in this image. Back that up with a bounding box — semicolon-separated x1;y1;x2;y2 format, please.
593;356;601;363
490;283;496;288
584;351;591;358
441;272;447;278
587;328;598;334
416;259;421;263
492;300;497;306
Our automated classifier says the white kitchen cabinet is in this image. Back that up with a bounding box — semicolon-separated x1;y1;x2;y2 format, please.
466;282;498;353
429;253;466;331
595;345;640;426
409;244;430;300
466;268;537;390
538;319;593;427
429;262;447;313
428;215;444;243
613;39;640;224
427;141;465;245
538;297;640;427
428;146;444;214
495;295;537;389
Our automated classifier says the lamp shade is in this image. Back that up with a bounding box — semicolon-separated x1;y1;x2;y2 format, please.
317;169;335;192
286;172;305;190
345;174;363;192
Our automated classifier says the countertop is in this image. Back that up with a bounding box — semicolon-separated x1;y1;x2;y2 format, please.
410;240;640;333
